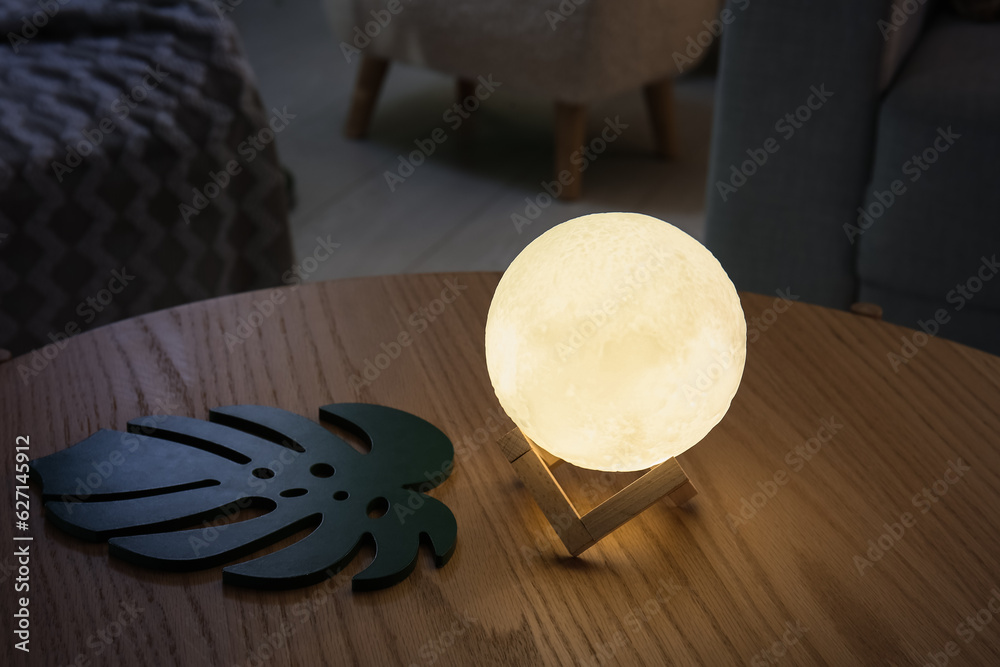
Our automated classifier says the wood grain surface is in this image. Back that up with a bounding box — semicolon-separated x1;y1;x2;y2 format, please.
3;272;1000;666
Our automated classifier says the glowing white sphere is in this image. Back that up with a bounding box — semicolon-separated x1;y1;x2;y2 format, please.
485;212;746;472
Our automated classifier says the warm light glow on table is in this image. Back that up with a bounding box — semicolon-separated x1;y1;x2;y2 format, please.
486;212;746;472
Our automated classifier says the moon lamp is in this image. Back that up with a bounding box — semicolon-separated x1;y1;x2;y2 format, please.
485;212;746;555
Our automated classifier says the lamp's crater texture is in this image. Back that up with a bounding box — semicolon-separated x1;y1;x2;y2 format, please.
485;212;747;472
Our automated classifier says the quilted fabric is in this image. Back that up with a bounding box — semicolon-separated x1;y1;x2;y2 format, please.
0;0;292;356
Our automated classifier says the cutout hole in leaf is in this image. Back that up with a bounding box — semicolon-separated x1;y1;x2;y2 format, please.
101;496;275;539
367;497;389;519
126;421;252;464
252;468;274;479
208;410;306;452
333;491;349;501
184;497;275;530
279;488;308;498
310;463;334;478
226;513;322;566
48;479;221;504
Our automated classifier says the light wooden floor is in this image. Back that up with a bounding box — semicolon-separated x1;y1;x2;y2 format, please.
234;2;716;283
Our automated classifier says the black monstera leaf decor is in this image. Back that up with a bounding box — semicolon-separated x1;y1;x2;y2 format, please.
29;403;457;591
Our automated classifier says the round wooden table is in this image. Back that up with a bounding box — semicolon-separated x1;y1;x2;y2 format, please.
3;273;1000;666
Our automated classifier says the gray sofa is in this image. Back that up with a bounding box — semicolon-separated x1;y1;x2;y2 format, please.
704;0;1000;354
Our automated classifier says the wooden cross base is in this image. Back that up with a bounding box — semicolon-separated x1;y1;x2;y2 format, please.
497;428;697;556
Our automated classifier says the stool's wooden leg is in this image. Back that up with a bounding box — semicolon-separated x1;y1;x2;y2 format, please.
344;56;390;139
643;77;677;159
554;101;587;201
457;78;476;104
456;78;477;138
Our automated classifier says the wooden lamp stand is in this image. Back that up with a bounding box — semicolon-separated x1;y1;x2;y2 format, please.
497;428;697;556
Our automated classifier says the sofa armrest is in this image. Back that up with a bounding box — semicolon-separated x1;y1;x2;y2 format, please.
704;0;889;308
